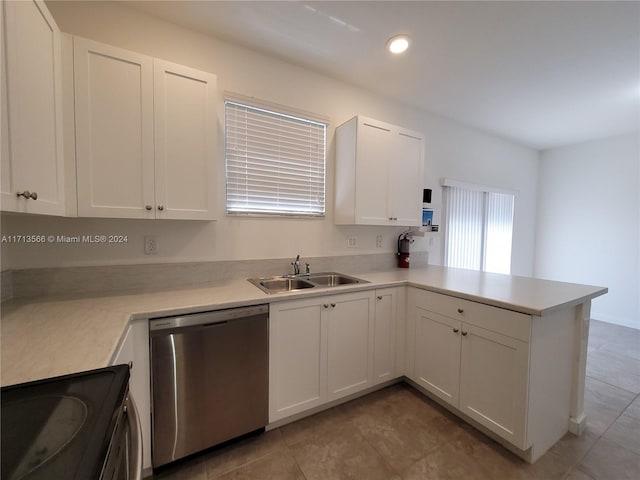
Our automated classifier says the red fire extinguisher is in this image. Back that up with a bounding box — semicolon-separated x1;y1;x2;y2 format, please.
397;232;413;268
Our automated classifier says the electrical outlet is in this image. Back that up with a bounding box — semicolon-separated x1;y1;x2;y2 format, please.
376;234;383;248
144;235;157;255
347;236;358;248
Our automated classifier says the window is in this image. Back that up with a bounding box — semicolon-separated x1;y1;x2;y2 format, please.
225;100;326;216
443;180;515;274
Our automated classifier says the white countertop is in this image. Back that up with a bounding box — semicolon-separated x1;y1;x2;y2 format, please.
0;266;606;387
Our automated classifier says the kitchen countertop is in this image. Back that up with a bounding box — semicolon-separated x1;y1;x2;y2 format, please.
0;266;606;387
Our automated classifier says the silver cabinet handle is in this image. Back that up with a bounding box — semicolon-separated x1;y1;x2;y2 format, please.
17;190;37;200
453;328;459;333
157;205;164;211
323;304;329;309
377;296;383;300
461;331;468;336
457;308;464;314
330;303;336;308
145;205;152;211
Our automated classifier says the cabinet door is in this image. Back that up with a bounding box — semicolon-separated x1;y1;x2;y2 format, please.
153;60;216;220
74;38;154;218
354;119;391;225
269;298;327;422
373;288;397;384
459;323;529;449
414;307;461;407
389;131;423;226
327;291;375;401
1;0;64;215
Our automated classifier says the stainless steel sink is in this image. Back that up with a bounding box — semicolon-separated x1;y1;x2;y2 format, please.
250;277;315;294
248;272;368;294
306;272;363;286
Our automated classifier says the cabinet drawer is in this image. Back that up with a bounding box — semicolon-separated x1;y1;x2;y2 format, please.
413;289;530;342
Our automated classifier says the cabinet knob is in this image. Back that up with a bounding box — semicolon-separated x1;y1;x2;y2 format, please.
157;205;164;211
323;304;329;309
330;303;336;308
457;308;464;314
377;295;383;300
453;328;459;333
145;205;153;211
17;190;37;200
461;331;468;336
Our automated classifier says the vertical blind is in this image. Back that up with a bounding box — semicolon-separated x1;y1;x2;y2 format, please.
225;100;326;215
443;184;515;274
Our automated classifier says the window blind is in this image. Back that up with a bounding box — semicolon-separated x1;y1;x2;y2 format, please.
443;184;515;274
225;100;326;216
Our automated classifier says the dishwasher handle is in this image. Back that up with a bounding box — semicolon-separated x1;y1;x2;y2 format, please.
149;304;268;332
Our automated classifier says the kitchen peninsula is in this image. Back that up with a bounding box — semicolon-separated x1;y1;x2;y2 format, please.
1;265;606;471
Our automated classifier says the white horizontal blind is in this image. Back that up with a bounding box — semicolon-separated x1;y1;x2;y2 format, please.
444;185;515;274
225;101;326;215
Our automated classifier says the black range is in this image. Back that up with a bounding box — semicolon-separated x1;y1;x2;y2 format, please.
1;365;130;480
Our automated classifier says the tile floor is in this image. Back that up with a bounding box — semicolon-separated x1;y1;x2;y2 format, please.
152;319;640;480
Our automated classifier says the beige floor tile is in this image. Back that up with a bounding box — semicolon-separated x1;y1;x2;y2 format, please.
603;413;640;455
578;437;640;480
402;441;493;480
623;394;640;420
213;449;305;480
204;430;285;479
348;409;449;474
279;404;349;447
436;423;533;480
519;430;599;480
589;320;640;361
584;376;636;435
586;350;640;394
289;422;401;480
153;456;207;480
565;467;596;480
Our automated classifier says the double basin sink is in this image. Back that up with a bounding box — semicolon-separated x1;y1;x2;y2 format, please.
249;272;369;294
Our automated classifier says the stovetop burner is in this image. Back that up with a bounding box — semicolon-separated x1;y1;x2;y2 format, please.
1;366;129;480
4;395;88;479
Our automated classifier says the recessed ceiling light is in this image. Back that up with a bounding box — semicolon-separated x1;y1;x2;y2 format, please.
387;35;410;54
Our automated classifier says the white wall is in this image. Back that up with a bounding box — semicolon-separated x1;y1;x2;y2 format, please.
1;0;539;275
535;133;640;329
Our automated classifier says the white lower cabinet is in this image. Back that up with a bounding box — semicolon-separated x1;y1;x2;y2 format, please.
459;323;529;449
269;290;376;422
373;287;398;384
409;288;530;450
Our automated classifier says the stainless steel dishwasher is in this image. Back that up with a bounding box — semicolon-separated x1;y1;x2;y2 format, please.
149;304;268;468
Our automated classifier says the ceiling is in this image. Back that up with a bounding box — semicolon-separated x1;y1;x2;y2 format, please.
124;0;640;150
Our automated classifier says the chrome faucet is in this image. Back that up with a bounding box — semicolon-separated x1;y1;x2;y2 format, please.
292;254;301;275
305;262;311;274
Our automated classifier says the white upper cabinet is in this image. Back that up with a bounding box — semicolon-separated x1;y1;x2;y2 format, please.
1;0;65;215
74;38;154;219
153;60;216;220
74;38;216;220
335;116;424;226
